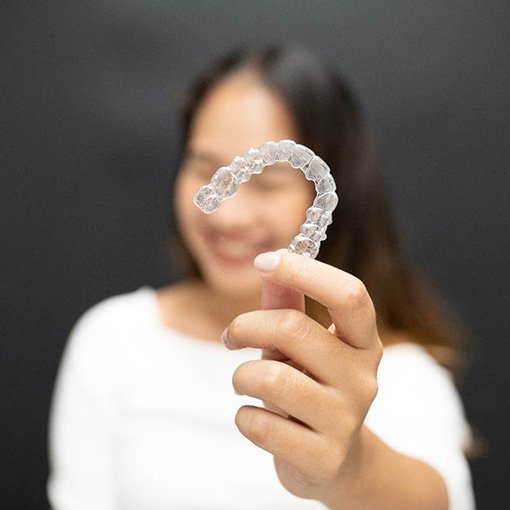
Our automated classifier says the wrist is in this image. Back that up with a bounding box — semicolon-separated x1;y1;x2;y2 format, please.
319;426;374;510
318;426;449;510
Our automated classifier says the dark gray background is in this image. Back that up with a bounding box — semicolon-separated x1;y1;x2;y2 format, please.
1;1;509;508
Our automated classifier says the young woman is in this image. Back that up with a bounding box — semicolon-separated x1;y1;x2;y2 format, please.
48;47;475;509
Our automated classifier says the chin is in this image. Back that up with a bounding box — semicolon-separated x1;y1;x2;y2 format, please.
185;237;265;299
207;270;261;301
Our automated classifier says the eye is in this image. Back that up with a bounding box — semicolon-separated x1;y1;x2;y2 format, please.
193;140;338;259
181;160;216;181
251;178;285;192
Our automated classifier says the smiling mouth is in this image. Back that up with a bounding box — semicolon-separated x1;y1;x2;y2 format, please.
204;233;273;265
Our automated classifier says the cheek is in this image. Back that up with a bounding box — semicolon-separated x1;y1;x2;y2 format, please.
174;173;202;235
175;172;194;208
265;187;314;238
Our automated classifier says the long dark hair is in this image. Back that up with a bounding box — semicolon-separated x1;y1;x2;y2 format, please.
168;46;469;374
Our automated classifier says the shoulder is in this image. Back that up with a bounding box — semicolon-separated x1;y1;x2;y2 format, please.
376;342;460;413
69;286;158;344
74;286;155;331
370;342;475;509
61;287;157;368
378;342;453;383
369;342;472;449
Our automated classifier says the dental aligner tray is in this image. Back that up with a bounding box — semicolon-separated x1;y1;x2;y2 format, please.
194;140;338;259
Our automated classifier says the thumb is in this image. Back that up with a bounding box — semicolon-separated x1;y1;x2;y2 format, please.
259;248;305;312
256;250;306;420
260;277;305;312
258;249;305;361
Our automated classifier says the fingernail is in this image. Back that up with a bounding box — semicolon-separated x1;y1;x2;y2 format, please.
221;328;232;349
254;252;281;272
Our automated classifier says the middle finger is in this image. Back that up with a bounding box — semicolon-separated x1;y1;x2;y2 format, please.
233;358;340;433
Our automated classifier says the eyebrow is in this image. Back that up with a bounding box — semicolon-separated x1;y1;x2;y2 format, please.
184;149;223;167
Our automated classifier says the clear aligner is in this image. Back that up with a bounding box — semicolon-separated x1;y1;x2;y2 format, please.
193;140;338;259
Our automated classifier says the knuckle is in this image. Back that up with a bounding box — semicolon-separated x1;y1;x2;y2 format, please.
374;337;384;362
259;362;286;398
343;277;368;308
366;377;379;402
238;407;271;445
279;309;308;340
358;373;378;404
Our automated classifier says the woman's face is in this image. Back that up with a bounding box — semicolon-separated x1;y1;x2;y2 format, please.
175;72;314;299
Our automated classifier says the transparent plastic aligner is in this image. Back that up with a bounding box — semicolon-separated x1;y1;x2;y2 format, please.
193;140;338;259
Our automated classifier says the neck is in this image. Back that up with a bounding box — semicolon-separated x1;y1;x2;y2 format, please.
197;281;261;325
158;278;262;344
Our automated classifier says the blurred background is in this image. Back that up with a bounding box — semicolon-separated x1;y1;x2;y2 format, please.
1;1;509;508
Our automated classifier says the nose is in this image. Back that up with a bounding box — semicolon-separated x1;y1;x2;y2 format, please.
208;185;258;232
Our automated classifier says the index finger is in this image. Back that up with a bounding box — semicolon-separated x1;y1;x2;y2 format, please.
254;250;379;350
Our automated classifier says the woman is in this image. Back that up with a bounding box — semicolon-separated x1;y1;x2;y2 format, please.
48;47;475;509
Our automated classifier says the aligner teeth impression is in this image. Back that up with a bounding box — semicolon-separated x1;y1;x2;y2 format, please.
193;140;338;259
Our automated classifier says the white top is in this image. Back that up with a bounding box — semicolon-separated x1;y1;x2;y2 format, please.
48;287;475;510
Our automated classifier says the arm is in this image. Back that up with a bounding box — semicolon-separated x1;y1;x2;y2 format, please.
48;303;119;510
321;426;448;510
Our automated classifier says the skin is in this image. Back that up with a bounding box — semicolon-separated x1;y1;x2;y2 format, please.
226;250;448;509
174;71;314;303
159;71;314;341
158;72;449;509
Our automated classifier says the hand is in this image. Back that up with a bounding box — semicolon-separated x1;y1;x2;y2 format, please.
222;249;383;506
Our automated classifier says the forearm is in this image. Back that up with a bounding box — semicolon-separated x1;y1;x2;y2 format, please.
320;426;449;510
